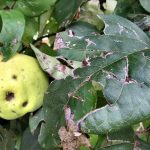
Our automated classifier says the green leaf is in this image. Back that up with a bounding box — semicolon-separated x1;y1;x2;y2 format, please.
98;14;150;43
15;0;57;17
132;16;150;38
138;120;150;143
78;51;150;134
31;44;73;79
96;139;150;149
108;127;134;142
139;0;150;13
75;15;150;135
39;76;97;149
0;1;6;9
0;1;15;9
114;0;145;18
139;139;150;149
38;77;85;149
20;128;42;150
96;143;134;150
29;108;44;134
22;17;38;44
52;0;86;27
94;134;106;149
39;11;58;37
69;82;97;120
0;126;16;150
56;16;150;61
0;10;25;60
57;34;149;61
55;21;100;61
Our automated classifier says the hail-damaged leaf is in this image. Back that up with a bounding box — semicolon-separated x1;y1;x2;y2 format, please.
69;81;97;120
39;77;85;149
56;18;150;62
78;82;150;134
54;33;68;50
98;14;150;44
58;34;149;62
0;10;25;60
39;72;98;149
77;51;150;135
58;107;91;150
67;60;82;69
55;21;102;61
67;15;150;136
31;44;73;80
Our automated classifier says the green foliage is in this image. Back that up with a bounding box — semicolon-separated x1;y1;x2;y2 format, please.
0;10;25;60
14;0;57;17
52;0;86;26
20;128;42;150
139;0;150;13
114;0;146;18
0;126;16;150
0;0;150;150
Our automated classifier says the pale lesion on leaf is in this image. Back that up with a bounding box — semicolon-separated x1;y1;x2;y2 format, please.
53;33;67;50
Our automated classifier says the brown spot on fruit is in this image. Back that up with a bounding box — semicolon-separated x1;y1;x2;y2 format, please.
12;75;17;79
5;92;15;101
12;110;17;114
22;101;28;107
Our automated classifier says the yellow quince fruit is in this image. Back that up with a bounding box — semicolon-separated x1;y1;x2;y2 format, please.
0;54;49;120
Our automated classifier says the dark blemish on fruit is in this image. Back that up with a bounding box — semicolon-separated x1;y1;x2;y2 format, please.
5;92;15;101
12;110;17;114
22;101;28;107
21;69;24;71
12;75;17;80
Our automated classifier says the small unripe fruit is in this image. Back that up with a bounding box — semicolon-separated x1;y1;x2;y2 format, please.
0;54;49;120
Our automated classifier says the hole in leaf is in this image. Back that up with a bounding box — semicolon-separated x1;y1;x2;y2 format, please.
5;92;15;101
22;101;28;107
